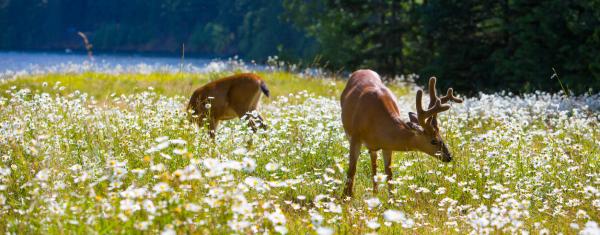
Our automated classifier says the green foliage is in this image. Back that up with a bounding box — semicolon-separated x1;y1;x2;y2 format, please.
284;0;600;94
0;0;598;93
0;0;314;61
420;0;600;94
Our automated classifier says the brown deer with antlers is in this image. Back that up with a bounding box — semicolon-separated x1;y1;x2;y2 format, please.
340;69;462;196
187;73;269;138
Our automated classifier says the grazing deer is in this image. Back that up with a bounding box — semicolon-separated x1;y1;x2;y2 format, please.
340;69;462;196
187;73;269;137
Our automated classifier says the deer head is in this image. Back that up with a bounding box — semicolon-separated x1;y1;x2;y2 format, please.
406;77;463;162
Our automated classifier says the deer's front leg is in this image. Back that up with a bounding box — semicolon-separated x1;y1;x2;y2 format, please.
383;150;393;193
208;119;219;139
369;150;378;193
256;114;267;130
343;138;361;197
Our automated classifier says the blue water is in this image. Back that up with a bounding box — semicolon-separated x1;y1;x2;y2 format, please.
0;51;212;72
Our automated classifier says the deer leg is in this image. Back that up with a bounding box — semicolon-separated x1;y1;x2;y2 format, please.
369;150;379;193
234;109;260;133
343;138;361;197
244;113;267;132
383;150;393;193
208;119;219;139
188;107;204;128
256;114;267;130
247;118;259;133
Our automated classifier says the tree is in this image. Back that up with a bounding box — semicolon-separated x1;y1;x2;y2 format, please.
286;0;600;94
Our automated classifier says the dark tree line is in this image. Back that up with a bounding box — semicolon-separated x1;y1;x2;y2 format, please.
0;0;316;60
0;0;598;93
284;0;600;94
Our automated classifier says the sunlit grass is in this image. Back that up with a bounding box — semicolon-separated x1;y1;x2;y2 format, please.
0;71;597;234
0;71;408;102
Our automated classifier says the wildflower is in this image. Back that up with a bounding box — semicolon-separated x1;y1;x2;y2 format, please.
118;213;129;222
365;197;381;209
241;157;256;172
155;141;170;151
155;136;169;142
173;148;186;155
153;182;172;193
185;203;201;212
581;221;600;235
150;163;165;172
131;168;146;178
143;200;157;214
160;153;172;160
266;208;287;225
435;187;447;195
383;210;406;223
316;227;333;235
35;169;50;181
69;164;82;172
383;209;414;228
366;219;380;229
134;221;150;231
327;202;342;213
274;225;288;234
161;227;176;235
228;220;251;231
232;201;254;215
119;199;140;213
170;139;186;145
233;147;247;155
244;177;268;192
373;173;387;183
265;162;279;171
310;211;324;226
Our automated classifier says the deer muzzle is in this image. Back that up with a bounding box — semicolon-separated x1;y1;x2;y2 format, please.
441;142;452;162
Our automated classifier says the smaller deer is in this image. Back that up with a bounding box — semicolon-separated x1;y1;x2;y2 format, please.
340;70;463;196
187;73;269;137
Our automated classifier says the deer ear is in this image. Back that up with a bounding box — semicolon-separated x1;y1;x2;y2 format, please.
408;112;418;123
406;121;424;133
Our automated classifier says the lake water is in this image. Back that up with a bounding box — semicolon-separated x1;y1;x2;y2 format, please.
0;51;325;81
0;51;213;72
0;51;266;80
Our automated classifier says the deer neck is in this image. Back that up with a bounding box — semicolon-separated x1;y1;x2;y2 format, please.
378;116;418;151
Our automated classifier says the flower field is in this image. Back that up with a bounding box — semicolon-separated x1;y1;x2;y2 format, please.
0;67;599;234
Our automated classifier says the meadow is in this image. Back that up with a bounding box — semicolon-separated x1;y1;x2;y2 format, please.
0;63;598;234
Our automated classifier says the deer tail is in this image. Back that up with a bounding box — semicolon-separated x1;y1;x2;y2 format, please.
260;80;270;97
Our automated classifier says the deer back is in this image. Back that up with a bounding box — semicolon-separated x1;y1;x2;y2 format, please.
341;70;405;148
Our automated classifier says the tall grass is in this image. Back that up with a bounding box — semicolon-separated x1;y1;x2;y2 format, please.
0;72;597;234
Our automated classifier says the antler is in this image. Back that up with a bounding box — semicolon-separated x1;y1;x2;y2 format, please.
416;89;450;128
427;77;438;108
427;77;463;106
440;88;463;104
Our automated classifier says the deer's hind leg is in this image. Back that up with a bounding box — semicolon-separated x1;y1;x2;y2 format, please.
369;150;379;193
208;119;219;139
233;95;266;132
383;150;394;193
343;138;361;197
